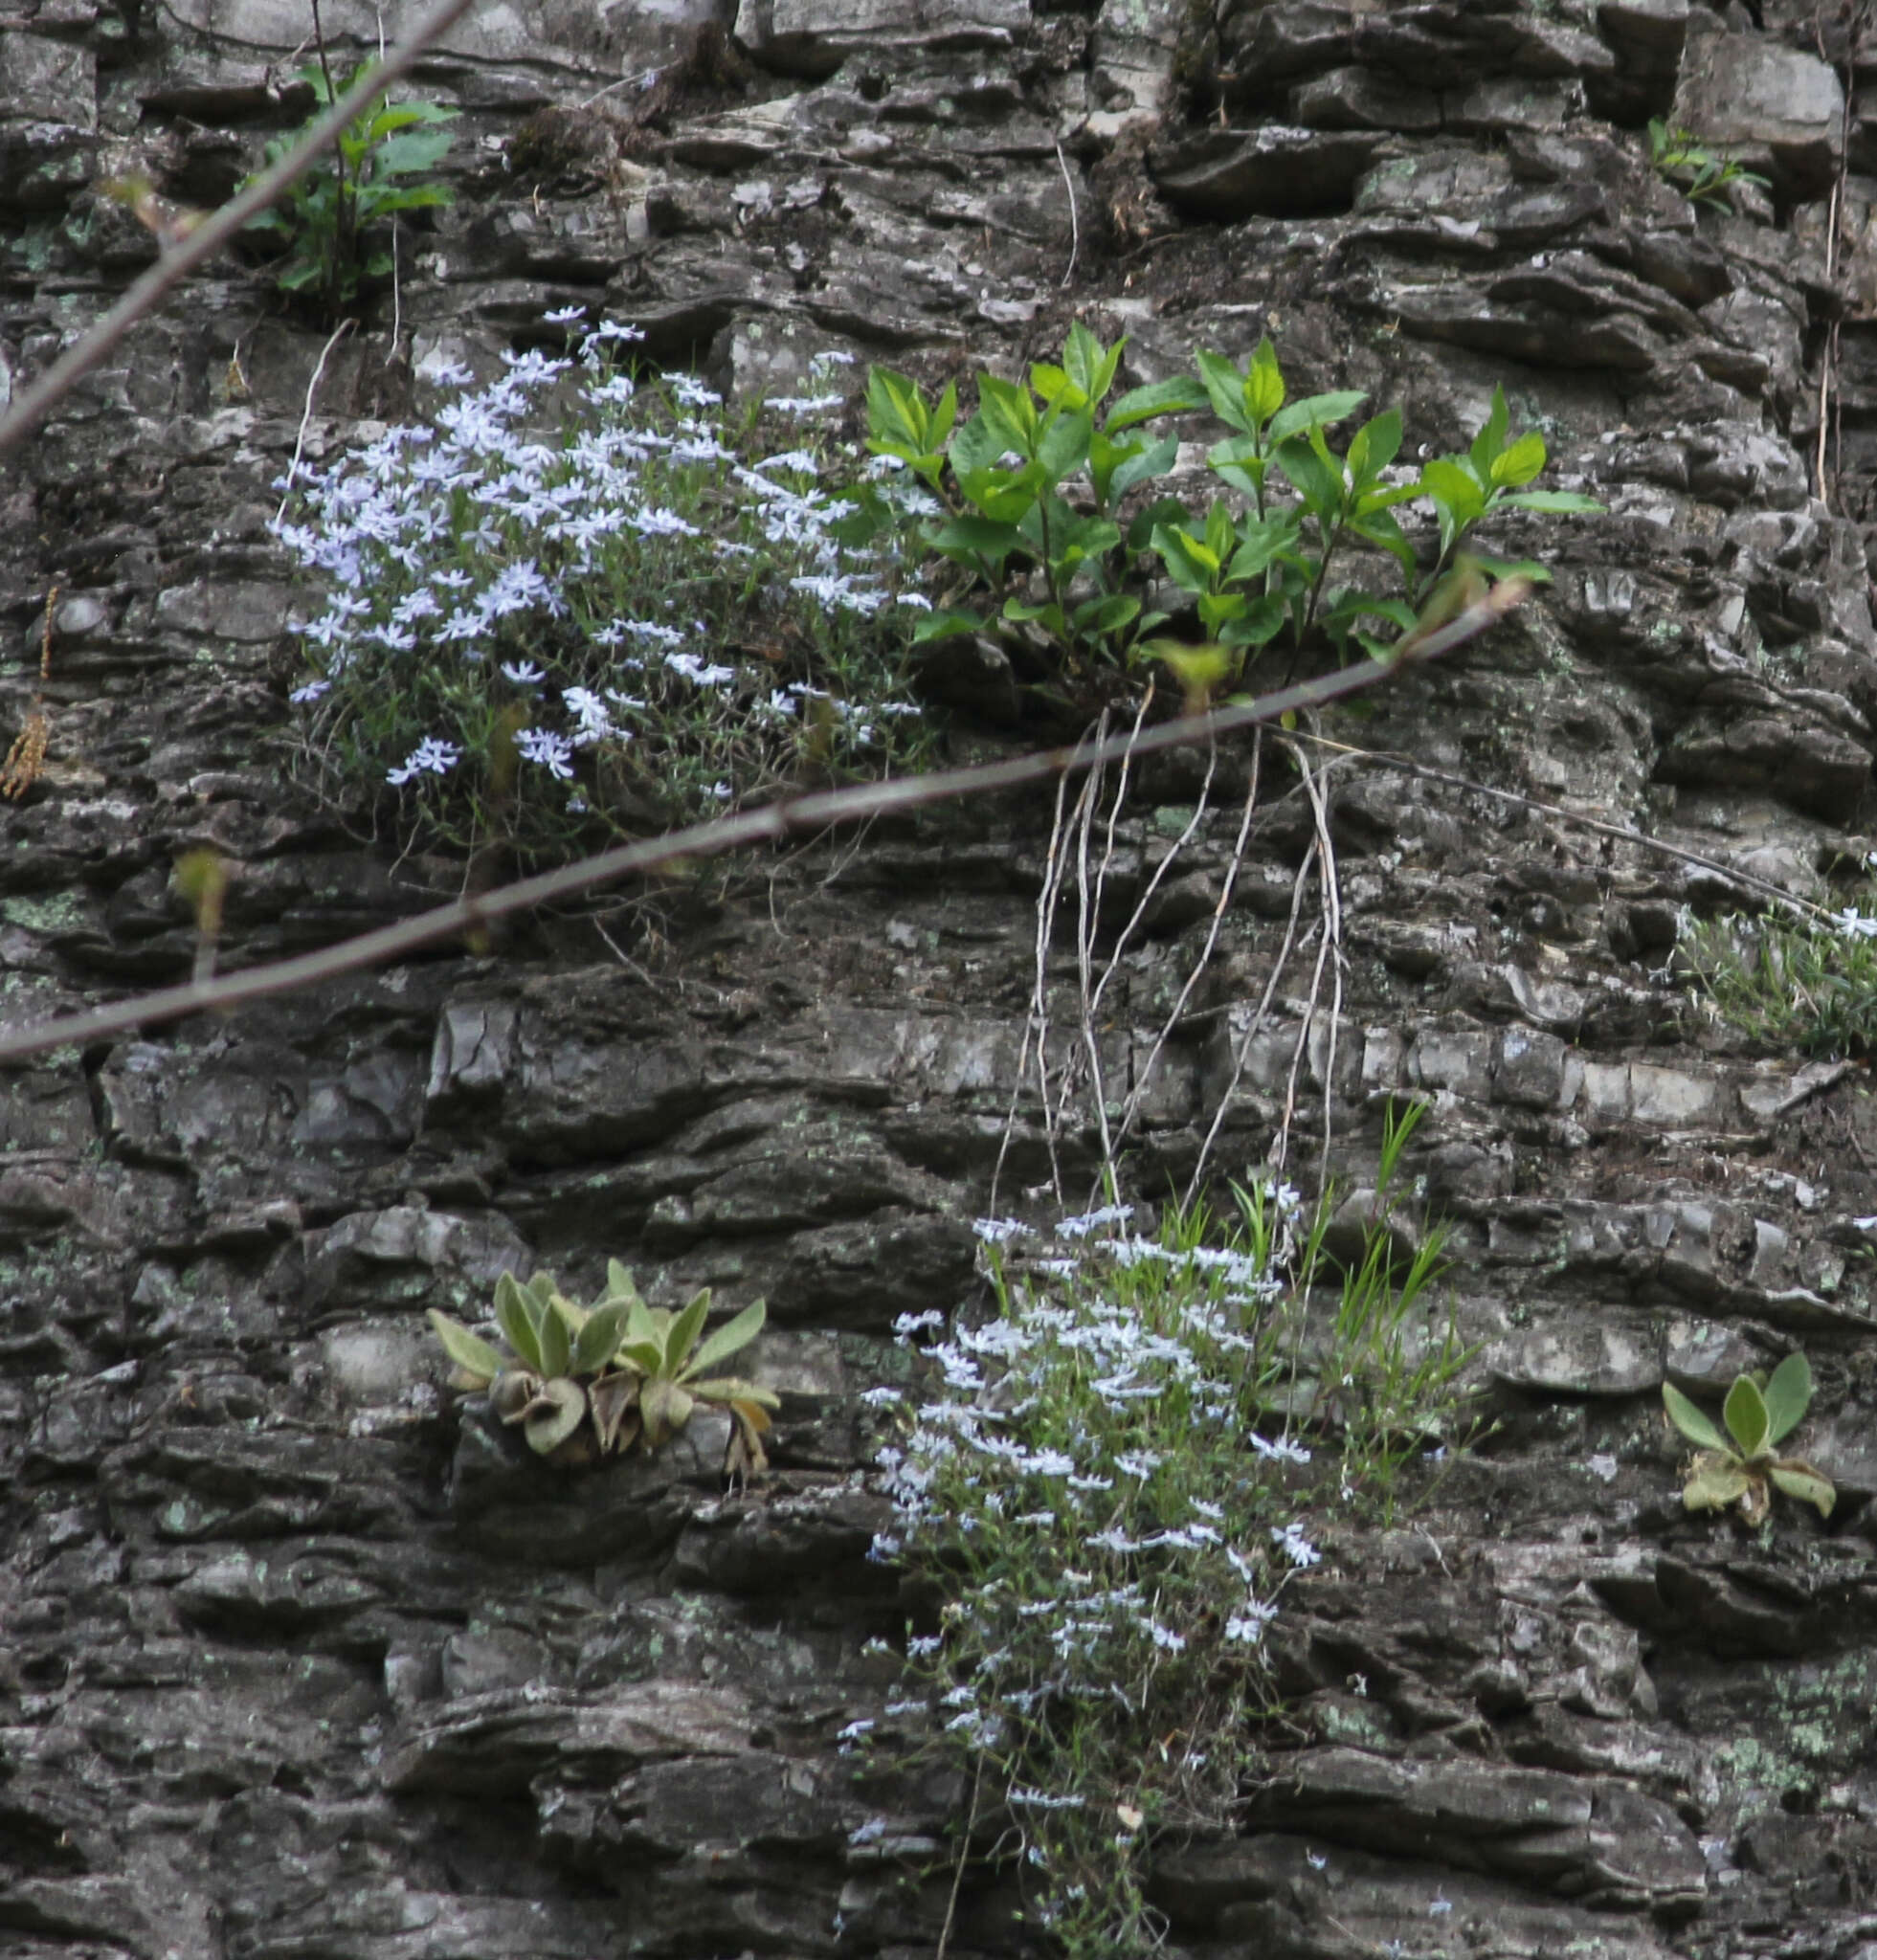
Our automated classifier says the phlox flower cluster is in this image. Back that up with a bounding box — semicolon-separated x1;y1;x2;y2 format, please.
872;1202;1318;1955
273;317;930;855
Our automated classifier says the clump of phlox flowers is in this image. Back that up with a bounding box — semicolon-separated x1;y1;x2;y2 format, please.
273;310;933;860
866;1191;1317;1957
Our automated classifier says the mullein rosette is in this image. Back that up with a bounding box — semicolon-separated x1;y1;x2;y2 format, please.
1663;1351;1834;1526
430;1261;778;1481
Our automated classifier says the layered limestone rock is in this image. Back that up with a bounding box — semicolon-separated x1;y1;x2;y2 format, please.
8;0;1877;1955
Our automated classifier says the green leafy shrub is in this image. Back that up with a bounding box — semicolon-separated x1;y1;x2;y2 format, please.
1681;890;1877;1056
1647;119;1771;212
242;59;458;324
430;1260;777;1477
275;322;928;865
870;1108;1471;1955
852;326;1600;695
1663;1353;1834;1526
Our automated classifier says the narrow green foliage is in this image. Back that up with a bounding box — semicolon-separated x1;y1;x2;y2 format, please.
428;1265;777;1475
1664;1351;1834;1526
1682;898;1877;1057
242;59;458;324
853;328;1599;701
1647;119;1771;212
878;1107;1472;1956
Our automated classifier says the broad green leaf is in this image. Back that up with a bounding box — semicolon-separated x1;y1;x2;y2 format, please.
1419;457;1486;522
867;368;926;452
1195;351;1255;435
1273;435;1343;523
536;1297;571;1378
950;412;1026;476
1769;1459;1836;1517
1151;523;1220;592
1468;385;1510;479
1002;597;1064;635
1245;338;1285;424
524;1377;586;1455
929;515;1024;567
495;1272;544;1371
976;373;1037;457
1662;1381;1728;1452
372;128;454;177
1038;409;1094;485
1062;321;1115;405
911;608;983;643
1112;433;1175;501
1683;1459;1752;1512
1075;593;1140;636
1218;593;1286;648
1489;430;1547;488
625;1297;660;1350
1352;507;1419;587
687;1298;769;1377
690;1375;781;1410
1724;1373;1770;1459
1029;360;1074;408
359;185;451;218
1225;512;1293;584
1267;389;1366;443
1349;407;1402;482
1762;1351;1812;1445
429;1309;502;1384
572;1301;634;1374
927;378;959;454
1106;374;1209;432
615;1336;665;1375
1328;594;1419;633
666;1287;712;1369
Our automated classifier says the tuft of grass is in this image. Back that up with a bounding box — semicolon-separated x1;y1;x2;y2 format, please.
869;1104;1473;1956
1682;891;1877;1056
272;312;935;868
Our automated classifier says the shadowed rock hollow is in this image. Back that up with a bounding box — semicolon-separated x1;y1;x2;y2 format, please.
8;0;1877;1954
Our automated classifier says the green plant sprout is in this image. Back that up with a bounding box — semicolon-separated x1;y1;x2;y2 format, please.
429;1261;777;1478
1663;1352;1834;1526
242;56;457;323
1647;119;1771;212
856;327;1600;695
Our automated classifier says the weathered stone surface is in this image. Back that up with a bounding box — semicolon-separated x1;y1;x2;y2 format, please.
1676;26;1843;201
8;0;1877;1956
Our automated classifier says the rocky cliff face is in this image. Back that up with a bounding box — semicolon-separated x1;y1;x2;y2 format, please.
7;0;1877;1955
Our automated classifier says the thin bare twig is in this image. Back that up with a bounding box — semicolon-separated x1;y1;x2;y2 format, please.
1111;731;1260;1156
934;1750;987;1960
1182;836;1315;1210
993;764;1076;1217
0;583;1531;1068
278;318;355;523
0;0;477;460
1055;140;1081;288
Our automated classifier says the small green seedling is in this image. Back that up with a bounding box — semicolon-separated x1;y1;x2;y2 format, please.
429;1260;778;1478
1647;119;1771;212
1663;1353;1834;1526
